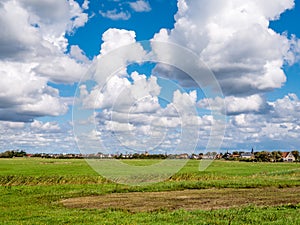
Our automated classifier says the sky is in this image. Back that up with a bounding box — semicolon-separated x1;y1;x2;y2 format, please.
0;0;300;154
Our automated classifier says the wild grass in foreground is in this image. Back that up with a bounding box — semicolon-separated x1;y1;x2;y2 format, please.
0;158;299;224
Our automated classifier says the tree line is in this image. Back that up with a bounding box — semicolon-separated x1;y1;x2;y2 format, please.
0;149;299;162
0;150;27;158
221;150;299;162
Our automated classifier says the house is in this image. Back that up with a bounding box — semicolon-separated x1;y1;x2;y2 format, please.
282;152;295;162
176;153;189;159
191;154;199;159
230;154;240;159
214;153;223;159
241;152;254;159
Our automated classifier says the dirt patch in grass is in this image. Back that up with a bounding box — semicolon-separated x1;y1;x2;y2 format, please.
61;187;300;212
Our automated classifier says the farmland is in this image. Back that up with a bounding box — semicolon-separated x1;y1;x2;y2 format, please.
1;158;300;224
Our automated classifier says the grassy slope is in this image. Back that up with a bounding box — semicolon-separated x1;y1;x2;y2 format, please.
0;158;300;224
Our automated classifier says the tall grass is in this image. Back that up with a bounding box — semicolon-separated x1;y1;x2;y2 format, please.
0;158;299;187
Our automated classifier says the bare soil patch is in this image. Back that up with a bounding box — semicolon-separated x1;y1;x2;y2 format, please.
61;187;300;212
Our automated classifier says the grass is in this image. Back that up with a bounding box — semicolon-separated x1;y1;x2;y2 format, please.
0;158;300;224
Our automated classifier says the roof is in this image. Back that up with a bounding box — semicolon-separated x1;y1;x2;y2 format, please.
241;152;253;156
282;152;290;158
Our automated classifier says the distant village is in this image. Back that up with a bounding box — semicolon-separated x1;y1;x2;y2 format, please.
0;149;299;162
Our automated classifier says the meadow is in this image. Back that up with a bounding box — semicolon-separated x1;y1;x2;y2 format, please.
0;158;300;224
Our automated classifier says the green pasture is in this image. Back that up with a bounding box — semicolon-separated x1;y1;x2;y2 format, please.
0;158;300;224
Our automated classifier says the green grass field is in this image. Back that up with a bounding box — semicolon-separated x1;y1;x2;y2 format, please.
0;158;300;224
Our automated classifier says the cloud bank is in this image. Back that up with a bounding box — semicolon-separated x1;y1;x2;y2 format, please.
1;0;300;153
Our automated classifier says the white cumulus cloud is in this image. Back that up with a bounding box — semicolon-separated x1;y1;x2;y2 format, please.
129;0;151;12
0;0;91;122
152;0;297;96
99;9;131;20
198;95;270;115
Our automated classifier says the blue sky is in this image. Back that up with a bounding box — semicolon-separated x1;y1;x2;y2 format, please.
67;0;178;57
0;0;300;154
269;1;300;99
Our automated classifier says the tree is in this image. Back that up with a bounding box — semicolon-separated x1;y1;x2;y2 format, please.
0;150;27;158
271;151;282;162
255;151;271;162
291;150;299;161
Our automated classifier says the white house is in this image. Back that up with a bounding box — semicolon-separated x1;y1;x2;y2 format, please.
241;152;254;159
282;152;296;162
